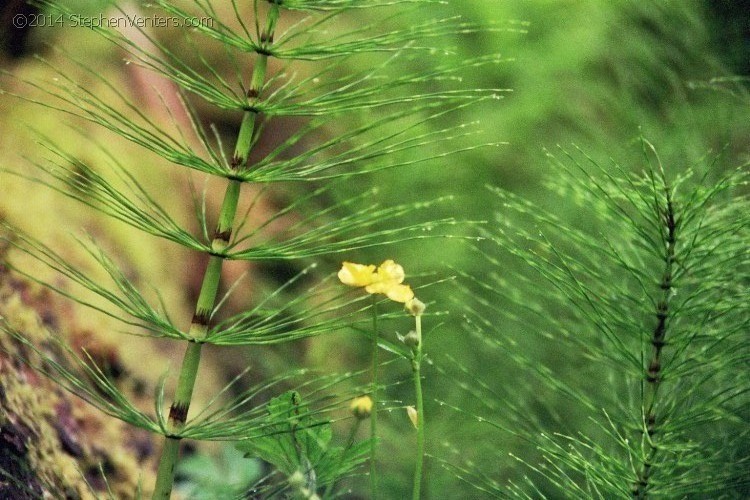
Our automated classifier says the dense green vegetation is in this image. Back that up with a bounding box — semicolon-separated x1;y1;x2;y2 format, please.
1;0;747;498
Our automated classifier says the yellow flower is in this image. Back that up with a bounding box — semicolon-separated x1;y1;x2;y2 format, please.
367;259;405;290
338;262;376;287
338;259;415;304
367;260;414;303
350;395;373;419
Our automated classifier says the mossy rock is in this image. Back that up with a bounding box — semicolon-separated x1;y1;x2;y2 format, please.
0;262;157;498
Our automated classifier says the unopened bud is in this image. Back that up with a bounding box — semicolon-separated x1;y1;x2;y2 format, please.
288;470;306;489
350;395;373;420
407;406;418;428
398;330;420;349
405;297;426;316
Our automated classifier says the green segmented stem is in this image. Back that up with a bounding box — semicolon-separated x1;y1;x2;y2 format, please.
151;5;279;499
633;184;676;499
232;113;258;168
151;437;180;499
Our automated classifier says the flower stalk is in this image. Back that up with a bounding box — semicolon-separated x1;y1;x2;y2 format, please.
324;396;371;498
408;300;426;500
337;261;427;498
370;297;380;499
337;260;418;498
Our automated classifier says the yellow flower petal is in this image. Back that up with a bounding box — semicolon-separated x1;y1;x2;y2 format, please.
365;280;391;295
338;262;376;287
375;259;405;284
385;284;414;303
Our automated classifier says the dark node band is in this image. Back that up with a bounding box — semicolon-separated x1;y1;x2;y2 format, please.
169;402;189;424
192;309;210;326
214;228;232;243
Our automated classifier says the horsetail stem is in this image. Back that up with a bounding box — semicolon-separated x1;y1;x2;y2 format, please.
633;178;676;499
152;437;181;499
151;5;280;498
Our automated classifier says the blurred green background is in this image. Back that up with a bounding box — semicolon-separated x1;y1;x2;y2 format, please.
307;1;747;495
335;1;749;496
2;0;748;497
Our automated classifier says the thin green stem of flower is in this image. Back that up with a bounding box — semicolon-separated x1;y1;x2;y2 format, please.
346;418;362;450
370;296;379;500
323;419;361;499
151;5;280;497
412;314;424;500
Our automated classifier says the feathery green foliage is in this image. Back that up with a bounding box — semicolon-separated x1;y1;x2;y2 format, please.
449;142;750;498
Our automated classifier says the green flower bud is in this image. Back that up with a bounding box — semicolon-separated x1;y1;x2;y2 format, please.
405;297;426;316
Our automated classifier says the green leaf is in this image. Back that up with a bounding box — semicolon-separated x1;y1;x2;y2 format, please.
177;445;263;499
237;390;369;492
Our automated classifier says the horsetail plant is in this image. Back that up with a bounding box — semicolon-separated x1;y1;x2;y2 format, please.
445;142;750;497
1;0;505;497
